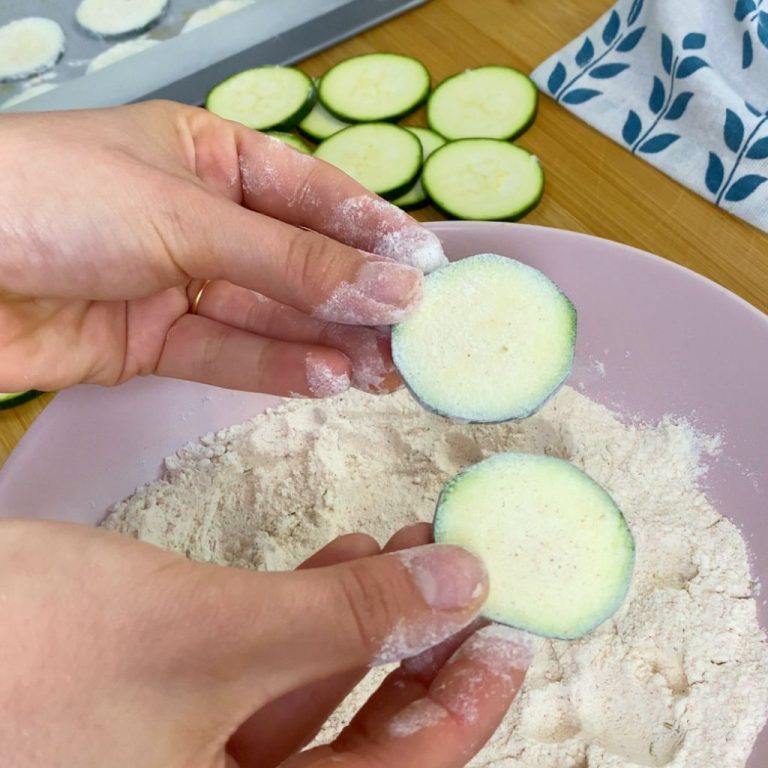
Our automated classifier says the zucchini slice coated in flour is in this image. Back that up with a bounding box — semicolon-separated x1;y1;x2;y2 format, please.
392;254;575;423
319;53;431;123
314;123;422;199
76;0;168;39
206;67;316;131
434;453;635;640
0;17;65;83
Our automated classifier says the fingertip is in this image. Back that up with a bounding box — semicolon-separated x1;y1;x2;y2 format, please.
305;350;352;398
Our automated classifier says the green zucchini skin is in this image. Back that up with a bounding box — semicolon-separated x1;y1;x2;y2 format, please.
0;390;44;411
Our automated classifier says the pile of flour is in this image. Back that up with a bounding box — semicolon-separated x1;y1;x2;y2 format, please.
103;386;768;767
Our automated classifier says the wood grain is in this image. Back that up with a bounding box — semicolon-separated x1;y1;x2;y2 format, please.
2;0;766;467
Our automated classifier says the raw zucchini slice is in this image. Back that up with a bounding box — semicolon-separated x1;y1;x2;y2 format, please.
314;123;422;199
266;131;312;154
392;127;447;210
182;0;254;33
87;37;158;73
392;253;575;422
422;139;543;221
298;99;350;141
427;66;538;141
76;0;168;39
319;53;430;123
0;18;65;83
434;453;635;640
0;391;43;410
206;67;315;131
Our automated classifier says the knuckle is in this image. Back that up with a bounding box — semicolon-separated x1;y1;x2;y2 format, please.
337;560;408;656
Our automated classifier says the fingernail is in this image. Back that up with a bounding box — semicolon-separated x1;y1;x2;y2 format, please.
375;226;449;274
313;260;423;325
396;545;487;611
455;624;536;672
305;353;351;398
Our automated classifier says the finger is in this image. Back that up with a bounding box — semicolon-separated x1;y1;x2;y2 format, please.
155;314;352;397
382;523;433;553
229;534;380;768
286;625;533;768
175;190;423;325
297;533;381;569
191;280;401;393
192;118;447;273
175;544;488;711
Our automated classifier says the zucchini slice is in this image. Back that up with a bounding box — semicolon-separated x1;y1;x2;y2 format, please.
86;37;158;73
76;0;168;39
206;67;316;131
318;53;430;123
392;127;447;210
427;66;538;141
314;123;422;199
434;453;635;640
298;99;350;141
0;17;65;83
392;254;575;423
422;139;543;221
266;131;312;154
0;391;43;411
182;0;254;33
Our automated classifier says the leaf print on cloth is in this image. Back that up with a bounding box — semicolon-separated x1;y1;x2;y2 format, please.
736;0;767;67
712;108;768;205
546;1;647;103
623;32;708;156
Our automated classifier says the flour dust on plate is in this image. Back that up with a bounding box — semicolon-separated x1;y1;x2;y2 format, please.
103;386;768;768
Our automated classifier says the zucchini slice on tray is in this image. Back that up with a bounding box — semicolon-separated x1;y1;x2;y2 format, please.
392;254;575;423
0;17;65;83
318;53;431;123
206;67;316;131
434;453;635;640
314;123;423;199
76;0;168;39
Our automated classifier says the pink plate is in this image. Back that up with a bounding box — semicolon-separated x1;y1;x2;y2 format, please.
2;222;767;764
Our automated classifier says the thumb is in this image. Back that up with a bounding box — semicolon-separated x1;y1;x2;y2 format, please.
174;544;488;710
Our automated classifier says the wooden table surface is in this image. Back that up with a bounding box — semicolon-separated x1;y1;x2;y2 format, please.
2;0;767;466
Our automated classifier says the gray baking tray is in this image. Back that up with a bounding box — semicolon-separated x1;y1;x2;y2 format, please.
1;0;429;111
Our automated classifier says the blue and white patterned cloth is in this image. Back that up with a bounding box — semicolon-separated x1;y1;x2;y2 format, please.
531;0;768;233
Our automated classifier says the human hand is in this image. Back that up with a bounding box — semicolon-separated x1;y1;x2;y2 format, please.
0;520;530;768
0;102;447;398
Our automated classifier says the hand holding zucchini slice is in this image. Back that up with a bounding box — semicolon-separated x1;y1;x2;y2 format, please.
434;453;635;640
392;254;576;423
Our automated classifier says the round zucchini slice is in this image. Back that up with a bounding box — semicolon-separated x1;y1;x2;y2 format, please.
314;123;422;199
427;65;538;141
392;253;575;423
206;67;316;131
318;53;430;123
422;139;544;222
0;391;43;411
434;453;635;640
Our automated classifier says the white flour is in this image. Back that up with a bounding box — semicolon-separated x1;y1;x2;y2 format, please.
103;386;768;767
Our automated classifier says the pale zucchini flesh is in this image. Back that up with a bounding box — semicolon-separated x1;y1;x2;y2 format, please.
427;65;538;141
314;123;422;199
206;67;315;131
76;0;168;39
392;127;447;210
434;453;635;640
422;139;544;221
0;18;65;83
298;99;350;141
319;53;430;123
392;254;575;423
